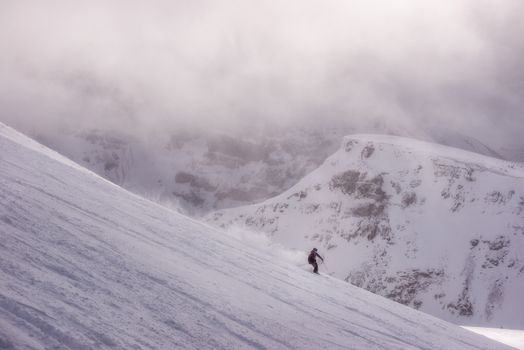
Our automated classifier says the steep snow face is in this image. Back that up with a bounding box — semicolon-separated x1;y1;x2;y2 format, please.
208;134;524;329
0;123;513;349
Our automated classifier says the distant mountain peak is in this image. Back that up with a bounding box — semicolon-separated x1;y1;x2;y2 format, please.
208;134;524;328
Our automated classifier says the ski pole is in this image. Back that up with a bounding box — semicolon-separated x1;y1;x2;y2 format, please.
322;260;330;273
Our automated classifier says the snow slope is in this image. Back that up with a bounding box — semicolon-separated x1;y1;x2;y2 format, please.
464;328;524;350
208;135;524;329
0;124;514;349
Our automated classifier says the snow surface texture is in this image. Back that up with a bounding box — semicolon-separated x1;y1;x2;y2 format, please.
464;328;524;350
0;123;514;349
208;135;524;329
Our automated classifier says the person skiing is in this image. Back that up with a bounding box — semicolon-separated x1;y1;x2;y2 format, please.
308;248;324;274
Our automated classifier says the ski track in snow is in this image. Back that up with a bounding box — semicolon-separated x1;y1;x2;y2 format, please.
0;122;514;349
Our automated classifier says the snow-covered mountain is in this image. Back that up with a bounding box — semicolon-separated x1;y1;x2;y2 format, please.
36;128;344;215
207;134;524;328
0;123;514;349
26;123;521;217
428;130;505;161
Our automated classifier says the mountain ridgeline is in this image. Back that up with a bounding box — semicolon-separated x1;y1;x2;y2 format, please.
38;128;344;215
207;135;524;328
33;125;521;216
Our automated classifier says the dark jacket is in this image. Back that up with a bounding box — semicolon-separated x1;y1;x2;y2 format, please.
308;250;323;264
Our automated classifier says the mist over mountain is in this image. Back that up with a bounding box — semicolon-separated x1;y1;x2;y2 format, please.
1;0;524;158
1;1;523;348
2;1;523;210
36;126;348;215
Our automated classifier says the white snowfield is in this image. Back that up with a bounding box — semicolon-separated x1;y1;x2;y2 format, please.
464;327;524;350
208;135;524;328
0;122;513;349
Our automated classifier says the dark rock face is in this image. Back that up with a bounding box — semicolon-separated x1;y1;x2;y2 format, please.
352;204;385;217
401;192;417;208
448;293;474;317
481;236;511;269
330;171;387;202
361;143;375;159
345;139;358;152
486;279;505;319
330;170;362;195
287;190;308;201
329;171;391;242
385;269;445;308
434;161;480;213
208;136;524;326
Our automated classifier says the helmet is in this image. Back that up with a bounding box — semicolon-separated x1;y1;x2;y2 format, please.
313;248;317;251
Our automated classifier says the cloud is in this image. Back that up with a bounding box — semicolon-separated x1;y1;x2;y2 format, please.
0;0;522;148
221;225;308;269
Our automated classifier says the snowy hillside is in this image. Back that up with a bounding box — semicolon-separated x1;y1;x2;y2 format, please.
0;124;514;349
208;134;524;328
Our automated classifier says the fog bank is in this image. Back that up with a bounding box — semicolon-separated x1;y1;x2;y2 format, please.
1;0;523;149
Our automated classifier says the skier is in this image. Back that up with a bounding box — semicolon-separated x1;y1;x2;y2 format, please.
308;248;324;274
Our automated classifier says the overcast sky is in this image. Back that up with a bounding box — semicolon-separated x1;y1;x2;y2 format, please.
0;0;523;149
